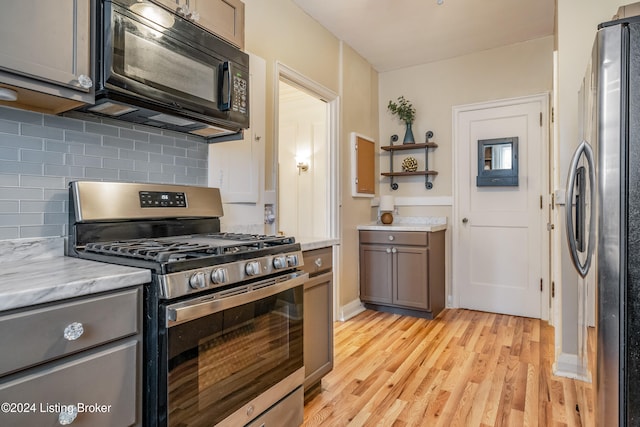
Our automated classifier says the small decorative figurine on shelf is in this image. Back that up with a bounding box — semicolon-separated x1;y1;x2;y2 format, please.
401;156;418;172
387;96;416;144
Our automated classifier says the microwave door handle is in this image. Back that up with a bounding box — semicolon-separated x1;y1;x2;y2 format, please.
218;61;231;111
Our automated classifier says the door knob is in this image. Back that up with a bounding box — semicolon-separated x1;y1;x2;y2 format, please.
462;218;469;224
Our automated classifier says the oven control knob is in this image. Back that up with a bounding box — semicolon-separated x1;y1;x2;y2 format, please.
211;268;227;284
286;254;299;267
189;272;207;289
273;256;287;269
245;261;262;276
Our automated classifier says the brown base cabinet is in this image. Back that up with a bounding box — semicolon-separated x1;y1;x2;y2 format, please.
359;230;445;319
302;247;334;398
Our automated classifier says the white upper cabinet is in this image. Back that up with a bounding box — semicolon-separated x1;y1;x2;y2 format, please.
152;0;245;49
0;0;93;111
209;53;265;204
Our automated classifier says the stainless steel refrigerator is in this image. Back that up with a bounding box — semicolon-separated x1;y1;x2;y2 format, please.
566;15;640;426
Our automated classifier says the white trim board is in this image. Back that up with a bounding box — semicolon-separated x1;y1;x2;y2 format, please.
371;196;453;207
553;352;591;382
339;298;366;321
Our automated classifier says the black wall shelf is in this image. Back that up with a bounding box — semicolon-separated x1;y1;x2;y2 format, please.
380;131;438;190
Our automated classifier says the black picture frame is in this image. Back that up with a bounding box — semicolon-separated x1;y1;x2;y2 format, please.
476;137;519;187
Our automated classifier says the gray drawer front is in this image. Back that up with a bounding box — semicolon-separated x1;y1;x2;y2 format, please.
0;339;138;427
359;230;428;246
302;247;333;275
0;288;140;376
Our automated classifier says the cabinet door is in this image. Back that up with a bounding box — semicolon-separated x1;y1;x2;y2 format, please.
0;340;139;426
394;246;429;310
192;0;245;48
359;244;393;304
303;272;333;389
0;0;91;92
209;53;264;204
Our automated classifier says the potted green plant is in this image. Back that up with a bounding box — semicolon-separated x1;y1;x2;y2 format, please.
387;96;416;144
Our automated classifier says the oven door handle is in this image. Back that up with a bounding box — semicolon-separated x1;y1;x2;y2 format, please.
166;272;309;327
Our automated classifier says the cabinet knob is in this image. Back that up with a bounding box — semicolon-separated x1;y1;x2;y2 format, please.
315;258;323;267
391;248;397;253
58;405;78;425
462;217;469;224
388;235;394;241
386;248;392;254
63;322;84;341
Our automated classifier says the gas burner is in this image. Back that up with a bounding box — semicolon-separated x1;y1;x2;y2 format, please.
83;233;298;263
207;232;296;246
84;239;219;262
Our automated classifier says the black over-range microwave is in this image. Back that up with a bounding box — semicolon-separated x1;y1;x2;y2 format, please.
77;0;249;141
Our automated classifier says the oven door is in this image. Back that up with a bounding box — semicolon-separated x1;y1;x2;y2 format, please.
161;271;307;427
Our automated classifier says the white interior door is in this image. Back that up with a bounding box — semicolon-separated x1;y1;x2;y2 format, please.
454;95;548;318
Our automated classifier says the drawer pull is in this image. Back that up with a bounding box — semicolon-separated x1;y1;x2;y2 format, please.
315;258;323;268
63;322;84;341
388;235;395;241
58;405;78;425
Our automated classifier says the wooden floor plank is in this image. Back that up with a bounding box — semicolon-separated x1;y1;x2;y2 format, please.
303;309;594;427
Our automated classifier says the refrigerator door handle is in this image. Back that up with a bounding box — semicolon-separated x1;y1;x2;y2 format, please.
565;140;596;278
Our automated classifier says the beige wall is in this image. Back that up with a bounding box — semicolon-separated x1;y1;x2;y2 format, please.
340;43;380;308
243;0;380;311
379;35;554;199
244;0;341;191
377;36;554;303
557;0;629;181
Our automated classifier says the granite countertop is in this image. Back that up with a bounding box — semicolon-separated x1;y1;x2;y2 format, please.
0;237;150;313
297;236;340;251
357;216;448;232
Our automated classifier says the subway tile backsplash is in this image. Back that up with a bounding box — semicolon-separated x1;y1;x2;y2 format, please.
0;106;209;239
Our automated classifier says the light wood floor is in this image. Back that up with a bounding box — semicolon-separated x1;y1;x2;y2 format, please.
303;309;594;427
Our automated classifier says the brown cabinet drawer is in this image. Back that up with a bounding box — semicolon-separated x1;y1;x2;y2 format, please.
0;339;139;427
0;288;140;376
359;230;428;246
302;247;333;276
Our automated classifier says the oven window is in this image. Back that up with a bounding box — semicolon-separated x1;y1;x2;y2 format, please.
165;286;303;426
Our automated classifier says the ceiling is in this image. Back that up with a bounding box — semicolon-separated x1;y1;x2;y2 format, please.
291;0;556;72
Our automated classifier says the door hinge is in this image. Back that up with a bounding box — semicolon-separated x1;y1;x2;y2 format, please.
540;278;543;292
551;193;555;209
540;195;543;209
540;112;543;127
551;107;555;123
552;281;555;298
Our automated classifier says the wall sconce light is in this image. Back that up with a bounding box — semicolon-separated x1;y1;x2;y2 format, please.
379;195;395;224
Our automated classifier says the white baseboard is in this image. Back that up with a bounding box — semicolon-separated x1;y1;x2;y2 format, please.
339;298;366;321
552;352;592;382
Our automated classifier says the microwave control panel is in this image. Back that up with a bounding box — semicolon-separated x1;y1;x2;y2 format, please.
232;75;248;115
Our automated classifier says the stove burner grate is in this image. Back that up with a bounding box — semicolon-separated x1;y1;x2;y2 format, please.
82;233;296;263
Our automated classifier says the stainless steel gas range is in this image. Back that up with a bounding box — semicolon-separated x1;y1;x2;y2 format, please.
67;181;306;427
